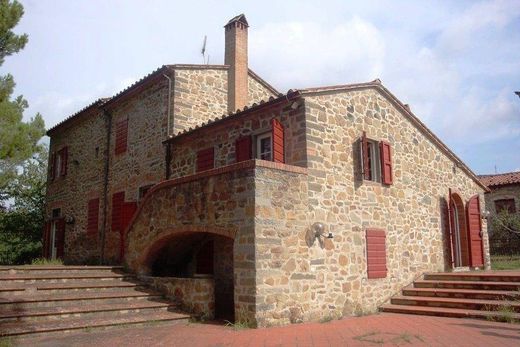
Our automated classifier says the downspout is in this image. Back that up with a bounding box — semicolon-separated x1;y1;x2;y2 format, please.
100;109;112;264
163;74;172;137
163;73;172;180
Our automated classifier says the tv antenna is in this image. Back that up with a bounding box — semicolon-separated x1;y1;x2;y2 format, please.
201;35;209;64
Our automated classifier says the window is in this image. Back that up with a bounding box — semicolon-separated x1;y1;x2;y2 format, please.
196;148;214;172
115;118;129;155
495;199;516;214
87;198;100;235
55;152;62;178
235;136;252;162
360;131;393;185
256;133;272;160
49;147;68;180
366;229;387;279
111;191;125;231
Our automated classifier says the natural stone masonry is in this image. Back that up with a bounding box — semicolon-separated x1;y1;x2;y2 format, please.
46;106;107;263
141;276;215;319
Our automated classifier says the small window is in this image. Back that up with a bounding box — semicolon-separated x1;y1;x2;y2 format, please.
366;140;381;182
256;132;272;160
360;131;393;185
495;199;516;214
52;208;61;218
55;152;62;178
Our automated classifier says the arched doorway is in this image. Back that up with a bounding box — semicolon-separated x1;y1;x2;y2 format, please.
143;231;235;322
450;192;470;267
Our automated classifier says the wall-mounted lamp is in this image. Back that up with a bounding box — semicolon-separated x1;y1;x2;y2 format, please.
481;210;490;219
312;222;333;239
65;215;75;224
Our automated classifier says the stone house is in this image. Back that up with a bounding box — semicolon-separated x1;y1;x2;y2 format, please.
44;14;490;326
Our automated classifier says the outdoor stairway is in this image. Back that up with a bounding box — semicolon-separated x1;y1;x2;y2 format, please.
0;265;190;337
381;271;520;321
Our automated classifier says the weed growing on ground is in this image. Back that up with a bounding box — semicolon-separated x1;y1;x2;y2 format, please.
31;258;63;265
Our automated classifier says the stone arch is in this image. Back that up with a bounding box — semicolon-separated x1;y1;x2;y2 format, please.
135;225;236;275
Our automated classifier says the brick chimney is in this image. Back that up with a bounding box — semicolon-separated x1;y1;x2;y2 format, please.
224;14;249;113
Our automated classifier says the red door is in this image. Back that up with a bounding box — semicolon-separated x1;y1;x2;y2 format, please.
466;195;484;267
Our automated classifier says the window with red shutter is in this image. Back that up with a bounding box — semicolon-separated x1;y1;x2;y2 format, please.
56;218;66;259
111;192;125;231
236;136;252;162
59;146;68;177
379;141;393;185
196;147;214;172
360;132;393;185
271;119;285;163
87;198;100;236
49;152;56;181
115;118;129;155
366;229;387;279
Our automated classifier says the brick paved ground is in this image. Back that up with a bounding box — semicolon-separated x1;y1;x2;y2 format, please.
12;313;520;347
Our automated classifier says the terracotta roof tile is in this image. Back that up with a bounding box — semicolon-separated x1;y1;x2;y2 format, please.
478;171;520;187
46;98;109;135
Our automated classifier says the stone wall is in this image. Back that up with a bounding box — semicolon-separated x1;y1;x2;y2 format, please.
168;100;307;178
141;276;215;319
172;67;228;134
248;73;277;104
104;78;170;263
484;184;520;235
125;161;257;323
299;89;488;319
45;109;107;264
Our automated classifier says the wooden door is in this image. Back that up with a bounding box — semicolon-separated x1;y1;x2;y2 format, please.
466;195;484;267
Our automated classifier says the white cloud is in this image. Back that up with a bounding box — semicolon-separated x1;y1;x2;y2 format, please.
31;76;138;130
250;16;386;90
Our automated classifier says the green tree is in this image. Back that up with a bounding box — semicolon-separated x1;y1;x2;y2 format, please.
0;147;47;263
0;0;46;264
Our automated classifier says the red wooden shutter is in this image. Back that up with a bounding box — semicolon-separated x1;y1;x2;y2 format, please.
196;147;214;172
466;195;484;267
87;198;100;236
235;136;252;162
361;131;370;180
379;141;393;185
115;118;129;155
43;221;51;258
366;229;387;279
56;218;66;259
49;152;56;181
111;192;125;231
120;201;138;261
60;146;68;177
271;119;285;163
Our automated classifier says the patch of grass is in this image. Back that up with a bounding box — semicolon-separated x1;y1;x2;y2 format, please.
490;256;520;270
0;337;14;347
354;331;384;344
31;257;63;265
319;315;334;323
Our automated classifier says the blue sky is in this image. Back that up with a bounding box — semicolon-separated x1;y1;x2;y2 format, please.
2;0;520;174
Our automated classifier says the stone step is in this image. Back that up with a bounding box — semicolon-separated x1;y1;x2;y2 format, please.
391;295;520;312
0;266;124;275
403;286;520;301
0;290;163;310
414;279;520;291
380;304;520;321
0;272;132;284
0;300;177;323
0;279;144;295
0;310;190;337
424;272;520;283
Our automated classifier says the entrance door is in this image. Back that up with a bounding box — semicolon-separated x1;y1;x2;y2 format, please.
467;195;484;267
49;218;65;260
450;199;463;267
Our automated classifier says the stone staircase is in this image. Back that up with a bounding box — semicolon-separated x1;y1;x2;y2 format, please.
381;271;520;321
0;265;190;337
